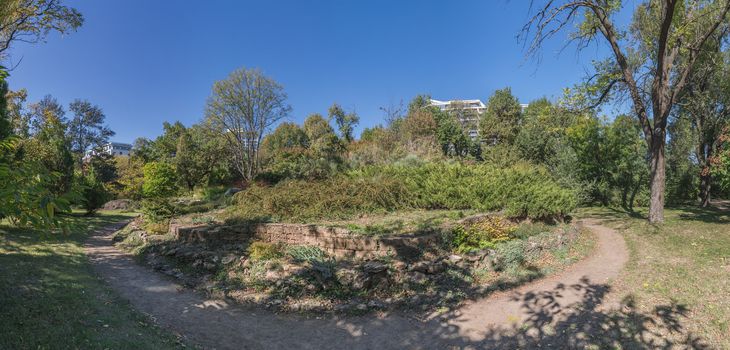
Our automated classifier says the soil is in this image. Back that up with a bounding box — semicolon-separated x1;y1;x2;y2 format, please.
84;219;627;349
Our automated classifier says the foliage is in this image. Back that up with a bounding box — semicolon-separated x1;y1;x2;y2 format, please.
67;99;114;164
22;95;75;195
451;216;516;253
77;167;109;214
231;175;411;221
86;152;118;183
0;138;74;229
112;156;144;200
205;67;291;181
479;87;522;145
328;103;359;143
141;162;177;198
231;162;576;222
0;0;83;60
140;198;176;223
247;242;284;261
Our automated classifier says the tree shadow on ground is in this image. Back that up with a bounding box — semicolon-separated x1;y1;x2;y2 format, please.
459;277;708;349
674;204;729;224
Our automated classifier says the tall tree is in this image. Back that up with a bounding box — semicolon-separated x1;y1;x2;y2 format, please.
328;103;359;143
6;88;29;137
0;0;83;60
523;0;730;223
205;68;291;181
67;99;114;164
23;95;73;195
479;87;522;145
678;41;730;207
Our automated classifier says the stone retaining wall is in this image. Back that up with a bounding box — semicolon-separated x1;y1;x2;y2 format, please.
170;223;442;259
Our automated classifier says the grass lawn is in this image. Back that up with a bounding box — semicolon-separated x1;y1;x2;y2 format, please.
0;211;186;349
577;204;730;348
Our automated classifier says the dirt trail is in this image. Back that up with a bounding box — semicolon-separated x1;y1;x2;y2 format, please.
84;220;627;349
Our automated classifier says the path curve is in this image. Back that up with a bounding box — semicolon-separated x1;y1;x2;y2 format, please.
84;220;627;349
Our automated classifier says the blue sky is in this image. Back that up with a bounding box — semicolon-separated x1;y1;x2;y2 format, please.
7;0;618;144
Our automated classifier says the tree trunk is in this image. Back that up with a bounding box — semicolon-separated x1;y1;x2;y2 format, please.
648;135;666;223
699;171;711;208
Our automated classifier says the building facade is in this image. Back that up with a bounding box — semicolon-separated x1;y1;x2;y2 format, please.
84;142;133;160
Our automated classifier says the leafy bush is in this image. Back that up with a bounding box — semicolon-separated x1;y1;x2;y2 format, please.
78;168;109;215
247;242;283;261
232;176;411;221
142;162;177;198
451;216;516;253
141;198;176;222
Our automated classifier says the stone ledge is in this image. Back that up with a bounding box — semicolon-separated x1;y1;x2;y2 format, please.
171;222;442;259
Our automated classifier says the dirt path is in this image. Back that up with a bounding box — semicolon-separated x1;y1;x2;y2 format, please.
84;220;627;349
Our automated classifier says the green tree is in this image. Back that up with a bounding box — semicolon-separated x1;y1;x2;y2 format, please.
23;95;74;195
78;166;109;215
142;162;177;198
0;0;83;60
328;103;359;143
205;67;291;181
67;99;114;165
303;113;342;160
173;126;227;191
523;0;730;222
479;87;522;145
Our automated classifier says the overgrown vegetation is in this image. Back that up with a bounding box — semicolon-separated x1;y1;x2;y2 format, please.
228;162;577;223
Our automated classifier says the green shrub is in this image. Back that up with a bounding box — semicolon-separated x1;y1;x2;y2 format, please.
229;162;576;222
78;168;109;215
141;198;176;222
232;176;411;221
247;242;283;261
142;162;177;198
451;216;516;253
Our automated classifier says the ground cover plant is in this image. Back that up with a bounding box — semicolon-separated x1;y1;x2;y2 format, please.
576;204;730;348
0;211;185;349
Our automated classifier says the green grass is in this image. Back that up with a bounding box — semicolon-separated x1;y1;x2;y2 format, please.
576;205;730;348
0;211;186;349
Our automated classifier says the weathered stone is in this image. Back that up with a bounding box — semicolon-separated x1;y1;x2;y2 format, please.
221;254;237;265
406;271;427;284
427;261;446;274
367;300;385;309
410;261;430;273
203;262;217;270
448;254;463;263
363;261;387;274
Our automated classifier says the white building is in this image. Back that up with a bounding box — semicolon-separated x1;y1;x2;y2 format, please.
103;142;133;156
84;142;133;160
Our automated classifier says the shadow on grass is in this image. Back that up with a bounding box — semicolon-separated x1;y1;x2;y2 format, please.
461;278;708;349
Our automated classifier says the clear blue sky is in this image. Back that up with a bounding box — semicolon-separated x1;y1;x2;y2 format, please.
7;0;616;144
